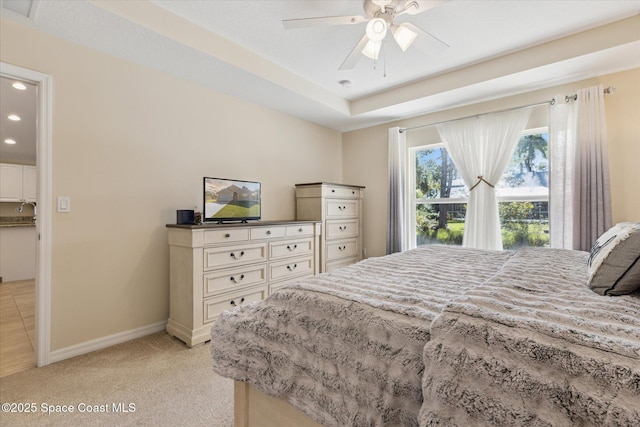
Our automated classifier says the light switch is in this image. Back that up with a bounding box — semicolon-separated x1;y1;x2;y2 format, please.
57;196;71;213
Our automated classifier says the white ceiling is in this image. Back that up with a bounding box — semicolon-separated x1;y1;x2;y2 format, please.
147;0;639;98
1;0;640;140
0;76;37;164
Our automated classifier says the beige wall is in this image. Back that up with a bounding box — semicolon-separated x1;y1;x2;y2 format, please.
1;20;342;351
344;67;640;258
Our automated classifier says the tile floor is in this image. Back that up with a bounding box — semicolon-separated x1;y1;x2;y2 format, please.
0;279;35;378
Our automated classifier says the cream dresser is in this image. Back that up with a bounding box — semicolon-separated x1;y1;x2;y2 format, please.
295;183;364;273
166;220;321;347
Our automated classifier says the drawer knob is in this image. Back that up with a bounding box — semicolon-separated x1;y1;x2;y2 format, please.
331;189;335;193
229;297;245;307
286;244;298;251
338;245;346;251
338;205;344;211
339;226;347;232
298;228;303;232
230;274;245;284
225;233;231;238
230;251;245;259
287;264;297;271
266;230;272;235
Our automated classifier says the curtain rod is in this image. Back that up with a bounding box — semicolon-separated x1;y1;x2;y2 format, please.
564;85;615;102
399;100;551;133
400;86;616;134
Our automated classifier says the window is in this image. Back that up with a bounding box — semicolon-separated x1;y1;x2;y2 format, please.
411;129;549;249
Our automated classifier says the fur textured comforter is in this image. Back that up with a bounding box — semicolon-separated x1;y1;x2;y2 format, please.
210;246;640;426
420;248;640;426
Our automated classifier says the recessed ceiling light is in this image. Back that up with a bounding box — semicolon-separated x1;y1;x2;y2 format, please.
339;80;352;88
4;139;17;145
12;82;27;90
8;114;21;121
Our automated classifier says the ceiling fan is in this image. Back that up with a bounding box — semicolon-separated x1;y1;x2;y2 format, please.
282;0;449;70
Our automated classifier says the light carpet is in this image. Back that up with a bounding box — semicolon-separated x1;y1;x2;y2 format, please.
0;332;233;426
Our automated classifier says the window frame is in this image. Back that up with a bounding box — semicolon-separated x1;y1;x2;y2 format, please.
409;127;549;249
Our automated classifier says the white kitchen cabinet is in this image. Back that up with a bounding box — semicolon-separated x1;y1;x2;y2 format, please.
0;163;36;202
22;166;37;201
0;163;22;201
0;226;37;282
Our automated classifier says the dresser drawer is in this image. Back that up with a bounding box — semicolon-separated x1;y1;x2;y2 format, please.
269;274;312;295
203;265;267;297
250;226;286;240
203;286;266;324
326;199;358;218
326;238;358;261
270;238;313;260
286;224;315;237
325;256;359;272
204;228;249;245
269;256;314;282
203;243;266;270
326;185;361;199
325;219;359;239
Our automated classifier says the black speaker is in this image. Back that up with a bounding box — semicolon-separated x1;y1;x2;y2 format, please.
177;210;195;225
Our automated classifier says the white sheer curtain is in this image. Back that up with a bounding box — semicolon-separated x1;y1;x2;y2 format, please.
550;85;612;250
437;108;532;250
549;94;577;249
387;127;408;254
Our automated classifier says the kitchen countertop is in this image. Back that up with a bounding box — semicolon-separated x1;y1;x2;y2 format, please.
0;216;36;228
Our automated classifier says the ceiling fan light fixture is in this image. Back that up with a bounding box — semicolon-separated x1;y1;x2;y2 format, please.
365;18;387;42
362;40;382;60
392;23;417;51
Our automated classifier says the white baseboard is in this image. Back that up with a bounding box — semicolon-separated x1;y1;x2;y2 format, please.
48;321;167;364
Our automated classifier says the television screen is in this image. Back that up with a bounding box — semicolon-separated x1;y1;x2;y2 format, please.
203;177;261;222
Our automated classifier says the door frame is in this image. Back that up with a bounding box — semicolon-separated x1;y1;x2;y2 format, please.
1;62;52;367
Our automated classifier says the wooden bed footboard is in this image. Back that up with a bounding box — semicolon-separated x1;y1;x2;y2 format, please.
234;381;324;427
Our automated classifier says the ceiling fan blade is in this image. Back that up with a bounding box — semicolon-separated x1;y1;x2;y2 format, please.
339;35;370;70
402;0;448;16
282;15;366;30
402;22;449;56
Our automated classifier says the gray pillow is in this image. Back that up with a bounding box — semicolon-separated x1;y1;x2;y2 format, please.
587;222;640;296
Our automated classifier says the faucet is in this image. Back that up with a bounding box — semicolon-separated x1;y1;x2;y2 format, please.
18;200;37;222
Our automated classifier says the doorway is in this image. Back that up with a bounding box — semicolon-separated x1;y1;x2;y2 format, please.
0;76;37;377
0;62;53;369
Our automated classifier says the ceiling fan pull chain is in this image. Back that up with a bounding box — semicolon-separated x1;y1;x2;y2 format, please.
383;40;387;78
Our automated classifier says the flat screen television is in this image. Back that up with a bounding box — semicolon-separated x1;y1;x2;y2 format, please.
203;177;261;223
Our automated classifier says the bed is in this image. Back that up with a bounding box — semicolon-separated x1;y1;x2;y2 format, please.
210;227;640;426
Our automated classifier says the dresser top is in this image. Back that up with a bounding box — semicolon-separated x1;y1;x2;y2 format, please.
166;219;320;229
295;182;365;189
